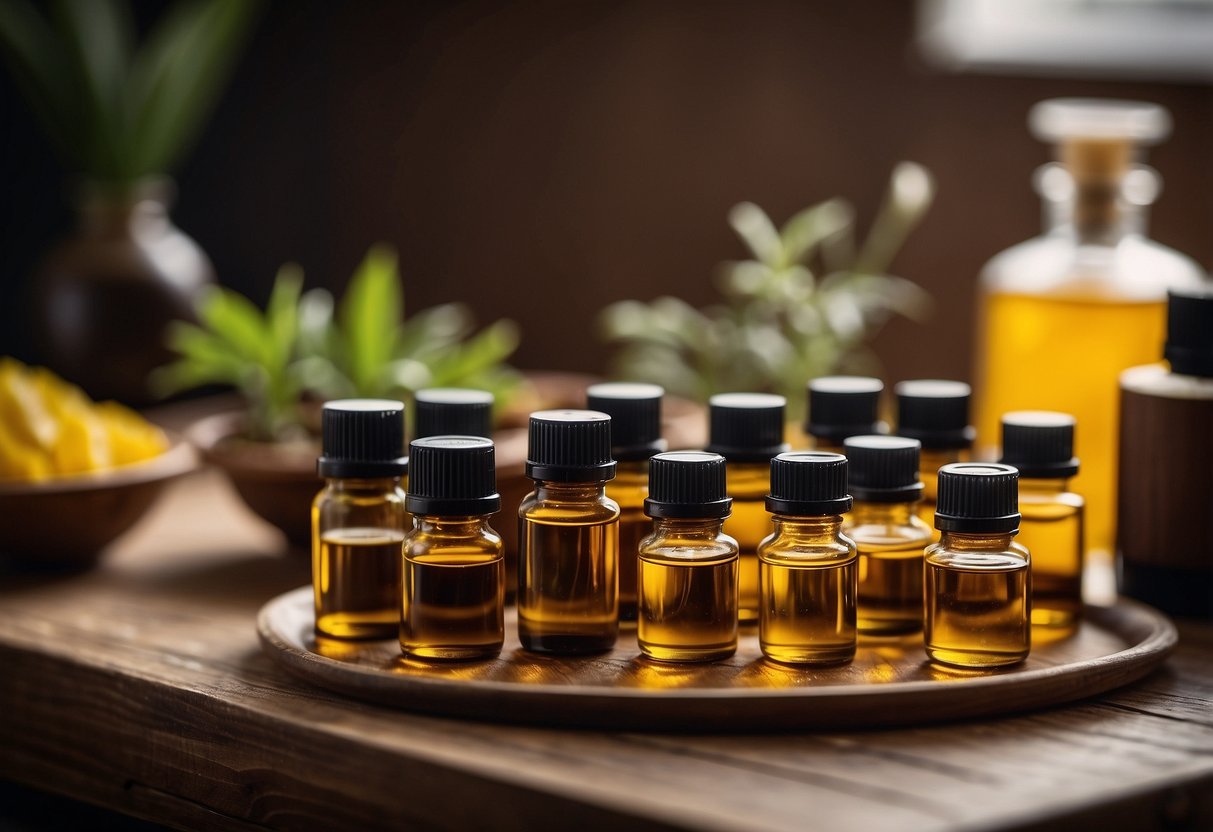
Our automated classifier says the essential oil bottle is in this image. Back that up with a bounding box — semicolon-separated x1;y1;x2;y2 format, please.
1000;411;1084;628
843;435;932;636
706;392;790;625
894;379;975;530
758;452;857;665
414;388;494;439
587;382;666;623
805;376;885;453
517;410;620;654
925;463;1031;668
401;436;504;660
637;451;738;662
312;399;409;639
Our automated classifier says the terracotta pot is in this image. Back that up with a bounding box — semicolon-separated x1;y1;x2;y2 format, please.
33;179;215;405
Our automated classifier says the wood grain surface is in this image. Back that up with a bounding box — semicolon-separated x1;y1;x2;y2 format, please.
1;469;1211;831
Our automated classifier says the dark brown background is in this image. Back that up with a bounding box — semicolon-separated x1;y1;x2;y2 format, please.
2;1;1210;387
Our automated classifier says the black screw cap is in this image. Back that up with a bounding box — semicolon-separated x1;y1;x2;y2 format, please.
406;436;500;516
1000;411;1079;479
934;463;1020;533
844;435;924;503
706;392;789;463
1164;289;1213;378
586;382;667;461
805;376;884;443
317;399;408;478
415;388;493;440
765;452;853;516
894;379;975;450
525;410;616;482
644;451;732;519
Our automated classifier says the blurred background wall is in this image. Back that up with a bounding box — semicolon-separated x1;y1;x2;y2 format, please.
2;0;1210;385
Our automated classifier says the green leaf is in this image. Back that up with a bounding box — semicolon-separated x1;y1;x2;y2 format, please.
853;162;935;276
727;202;782;267
779;198;853;267
338;244;402;395
196;285;273;365
265;263;303;372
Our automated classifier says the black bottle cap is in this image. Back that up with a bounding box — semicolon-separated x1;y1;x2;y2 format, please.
1164;289;1213;378
317;399;408;478
765;452;853;516
586;382;667;461
805;376;884;442
644;451;732;519
705;392;790;463
525;410;616;482
844;435;924;503
999;411;1079;479
934;463;1020;533
406;436;500;516
415;388;493;439
894;379;975;450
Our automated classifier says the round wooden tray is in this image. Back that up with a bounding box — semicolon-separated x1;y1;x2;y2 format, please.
258;586;1176;731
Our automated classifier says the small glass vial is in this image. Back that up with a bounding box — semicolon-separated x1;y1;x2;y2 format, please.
587;382;666;623
517;410;620;654
925;463;1031;668
638;452;738;661
707;393;790;625
843;435;933;636
401;436;504;660
894;380;975;530
805;376;885;453
312;399;409;639
1000;412;1084;628
758;452;858;665
414;388;494;439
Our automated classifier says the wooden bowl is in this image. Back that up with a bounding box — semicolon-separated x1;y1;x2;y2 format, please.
0;434;198;569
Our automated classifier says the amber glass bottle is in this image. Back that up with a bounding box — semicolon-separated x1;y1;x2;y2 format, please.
843;435;932;636
707;393;789;625
758;452;857;665
312;400;409;639
894;380;974;531
413;388;494;439
805;376;885;454
637;451;738;661
401;436;504;660
517;410;619;654
925;463;1031;668
587;382;666;623
999;412;1084;628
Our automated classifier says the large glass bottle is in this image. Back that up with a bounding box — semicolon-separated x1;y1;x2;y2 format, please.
973;98;1206;558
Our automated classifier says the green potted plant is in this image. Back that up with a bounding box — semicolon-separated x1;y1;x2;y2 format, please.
0;0;259;403
161;244;522;546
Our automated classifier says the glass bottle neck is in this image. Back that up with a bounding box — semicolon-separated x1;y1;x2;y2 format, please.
770;514;846;543
326;477;401;495
1018;477;1070;497
413;515;492;534
651;517;728;539
534;481;608;501
849;501;918;526
937;530;1018;551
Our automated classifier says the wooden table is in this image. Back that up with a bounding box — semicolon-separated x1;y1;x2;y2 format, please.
2;469;1211;831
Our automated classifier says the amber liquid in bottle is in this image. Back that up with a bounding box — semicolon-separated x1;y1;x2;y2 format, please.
848;502;934;636
1017;479;1084;628
609;461;649;623
758;515;857;665
402;517;505;660
314;526;406;639
638;518;738;662
925;533;1030;667
723;462;771;625
518;483;619;653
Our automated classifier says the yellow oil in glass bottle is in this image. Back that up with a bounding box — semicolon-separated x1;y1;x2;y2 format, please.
895;380;973;531
587;383;666;623
637;452;738;661
401;436;504;660
925;463;1030;668
843;435;932;636
517;410;619;654
805;376;885;453
758;452;857;665
312;399;409;640
707;393;789;625
999;412;1084;629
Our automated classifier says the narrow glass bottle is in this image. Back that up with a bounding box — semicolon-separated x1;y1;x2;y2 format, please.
925;463;1031;668
805;376;885;453
587;382;666;623
894;379;974;530
414;388;494;439
707;392;789;625
758;452;857;665
638;452;738;661
401;436;504;660
517;409;620;654
312;399;409;639
843;435;932;636
999;411;1084;628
